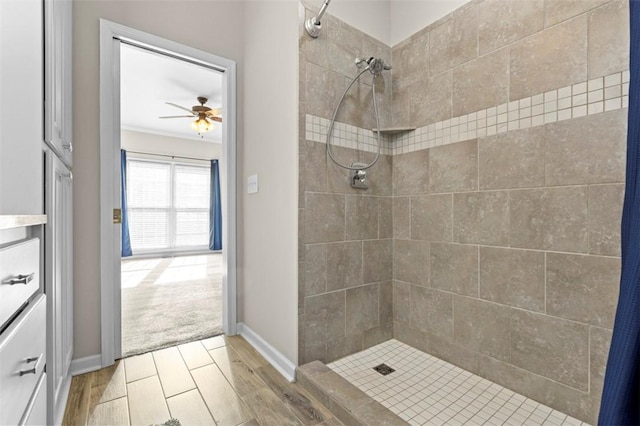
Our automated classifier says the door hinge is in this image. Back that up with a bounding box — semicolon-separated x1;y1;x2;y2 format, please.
113;208;122;224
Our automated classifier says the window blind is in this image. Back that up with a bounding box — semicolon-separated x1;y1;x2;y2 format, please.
127;159;210;252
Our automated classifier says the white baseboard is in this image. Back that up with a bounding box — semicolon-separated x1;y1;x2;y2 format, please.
236;322;296;382
69;354;102;376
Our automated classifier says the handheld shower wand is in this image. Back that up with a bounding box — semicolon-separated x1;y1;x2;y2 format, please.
305;0;331;38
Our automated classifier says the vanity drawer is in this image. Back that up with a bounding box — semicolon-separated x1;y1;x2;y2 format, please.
0;238;40;328
20;372;47;426
0;295;46;426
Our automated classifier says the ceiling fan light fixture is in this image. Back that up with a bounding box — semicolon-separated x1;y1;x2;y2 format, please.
191;113;213;133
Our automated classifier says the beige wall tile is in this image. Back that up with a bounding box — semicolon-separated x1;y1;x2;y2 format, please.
378;197;393;239
346;284;380;335
509;187;588;252
547;253;620;328
363;239;392;283
393;239;430;286
453;191;510;246
369;154;393;197
478;0;544;55
327;146;375;195
430;242;478;296
409;71;453;128
304;193;345;243
588;0;629;78
306;62;346;120
391;76;411;127
337;79;381;130
426;333;480;375
326;15;364;78
546;111;627;186
304;142;327;193
429;139;478;193
392;30;430;81
453;296;512;362
479;127;545;190
478;356;593;423
326;334;364;364
430;4;478;75
302;342;327;365
511;310;589;391
393;322;429;353
452;48;510;117
305;291;346;344
326;241;363;291
305;244;327;296
590;327;613;399
412;194;454;242
479;247;545;312
378;281;393;325
393;150;429;196
544;0;608;27
410;286;454;338
589;184;624;256
393;197;411;238
392;280;411;324
363;321;393;349
346;195;379;240
510;15;587;100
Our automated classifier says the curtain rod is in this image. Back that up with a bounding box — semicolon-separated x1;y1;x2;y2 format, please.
126;150;213;163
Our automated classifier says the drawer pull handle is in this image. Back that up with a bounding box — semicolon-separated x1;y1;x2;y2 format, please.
4;273;35;285
19;354;43;376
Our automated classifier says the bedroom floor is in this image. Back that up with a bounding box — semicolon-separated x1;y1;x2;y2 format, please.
121;253;223;357
62;335;342;426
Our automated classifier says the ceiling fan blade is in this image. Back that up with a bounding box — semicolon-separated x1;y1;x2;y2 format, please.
210;117;223;123
207;108;222;116
158;115;194;119
165;102;195;114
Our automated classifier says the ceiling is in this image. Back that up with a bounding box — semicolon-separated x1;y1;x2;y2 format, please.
120;43;224;144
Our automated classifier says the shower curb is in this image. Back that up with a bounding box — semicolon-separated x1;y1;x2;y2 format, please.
296;361;409;426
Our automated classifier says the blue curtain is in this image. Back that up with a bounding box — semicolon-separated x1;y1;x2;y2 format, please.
209;159;222;250
599;2;640;424
121;149;133;257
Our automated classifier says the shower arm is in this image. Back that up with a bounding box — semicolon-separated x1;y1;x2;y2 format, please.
305;0;331;38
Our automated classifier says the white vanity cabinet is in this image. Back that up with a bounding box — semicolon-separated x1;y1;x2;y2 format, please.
44;0;73;167
45;151;74;424
0;0;44;215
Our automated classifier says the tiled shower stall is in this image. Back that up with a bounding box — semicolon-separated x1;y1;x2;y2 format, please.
297;0;629;424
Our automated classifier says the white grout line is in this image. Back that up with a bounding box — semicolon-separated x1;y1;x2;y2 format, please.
328;339;590;426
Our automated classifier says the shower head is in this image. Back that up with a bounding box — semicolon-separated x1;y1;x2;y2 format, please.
305;0;331;38
355;57;392;76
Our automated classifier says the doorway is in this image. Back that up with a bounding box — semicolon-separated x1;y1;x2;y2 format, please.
99;20;237;366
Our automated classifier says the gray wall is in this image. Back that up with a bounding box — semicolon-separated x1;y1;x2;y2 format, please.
299;0;629;423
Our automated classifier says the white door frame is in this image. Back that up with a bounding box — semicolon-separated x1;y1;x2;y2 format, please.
99;19;237;367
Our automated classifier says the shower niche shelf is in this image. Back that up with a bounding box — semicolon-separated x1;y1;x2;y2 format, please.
371;127;416;135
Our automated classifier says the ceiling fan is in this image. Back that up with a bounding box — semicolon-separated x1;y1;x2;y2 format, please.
159;96;222;133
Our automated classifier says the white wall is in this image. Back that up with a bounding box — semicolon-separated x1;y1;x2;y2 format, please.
303;0;469;47
121;130;222;160
241;1;299;364
73;0;245;359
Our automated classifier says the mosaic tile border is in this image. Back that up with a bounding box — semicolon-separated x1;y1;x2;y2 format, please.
305;70;629;156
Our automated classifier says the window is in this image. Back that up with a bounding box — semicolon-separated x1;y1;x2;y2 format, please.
127;158;210;252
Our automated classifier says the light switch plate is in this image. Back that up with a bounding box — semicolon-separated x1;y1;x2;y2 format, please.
248;174;259;194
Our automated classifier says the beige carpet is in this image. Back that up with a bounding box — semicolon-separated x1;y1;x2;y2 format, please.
121;254;223;357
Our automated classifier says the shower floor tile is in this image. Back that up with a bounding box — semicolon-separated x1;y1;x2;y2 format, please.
327;339;590;426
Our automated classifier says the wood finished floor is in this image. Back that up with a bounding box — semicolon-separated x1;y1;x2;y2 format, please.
62;336;343;426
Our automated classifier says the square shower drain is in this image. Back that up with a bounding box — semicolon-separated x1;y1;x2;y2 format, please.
373;363;395;375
